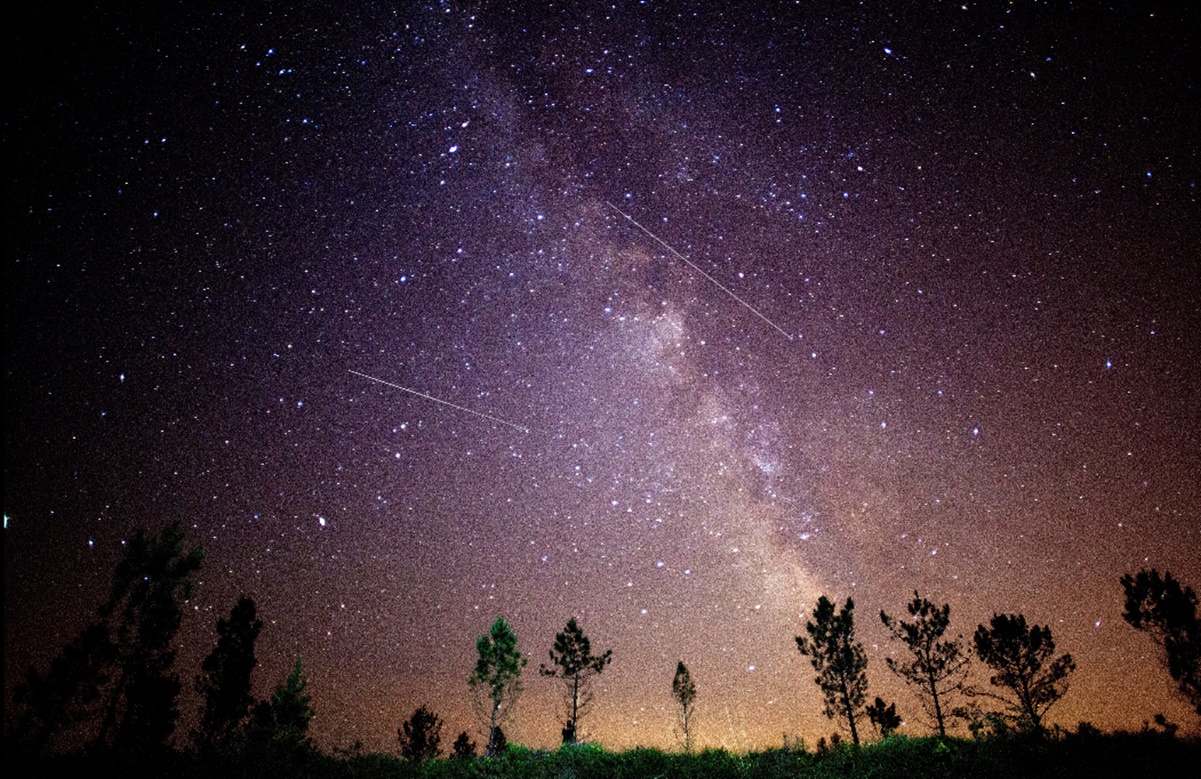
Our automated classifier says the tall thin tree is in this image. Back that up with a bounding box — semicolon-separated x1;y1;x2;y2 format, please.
194;595;263;749
880;592;970;736
796;595;869;745
539;618;612;743
672;660;697;753
468;616;527;755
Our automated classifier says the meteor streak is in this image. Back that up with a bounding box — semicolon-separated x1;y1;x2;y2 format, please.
348;369;530;433
605;202;794;341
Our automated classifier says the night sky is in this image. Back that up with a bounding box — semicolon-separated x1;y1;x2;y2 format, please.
5;0;1199;754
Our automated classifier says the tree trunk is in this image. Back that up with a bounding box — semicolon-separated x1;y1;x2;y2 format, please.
570;675;580;742
928;667;946;737
840;677;859;745
489;698;500;754
93;666;127;752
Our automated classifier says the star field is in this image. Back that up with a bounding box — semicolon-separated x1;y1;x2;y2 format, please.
5;0;1199;753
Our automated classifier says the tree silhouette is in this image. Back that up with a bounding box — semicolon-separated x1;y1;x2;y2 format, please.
865;696;902;737
12;623;114;754
272;660;314;733
92;521;204;754
15;523;202;755
397;705;443;762
971;613;1075;733
672;660;697;753
451;730;477;759
488;724;507;755
468;616;527;755
539;618;612;744
1121;568;1201;718
194;595;262;749
880;591;970;736
250;659;315;750
796;596;869;745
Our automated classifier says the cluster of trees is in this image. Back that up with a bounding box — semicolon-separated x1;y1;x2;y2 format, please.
387;615;619;762
793;594;1073;744
7;521;1201;765
461;614;616;756
9;524;318;761
408;573;1200;759
11;523;205;755
793;575;1201;745
398;614;696;761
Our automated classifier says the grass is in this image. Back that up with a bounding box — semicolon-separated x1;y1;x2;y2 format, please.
8;730;1199;778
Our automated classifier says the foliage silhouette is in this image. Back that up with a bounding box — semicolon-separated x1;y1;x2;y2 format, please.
273;660;314;732
539;617;612;744
971;613;1075;733
451;730;477;759
1121;568;1201;718
13;522;202;756
1149;712;1179;736
93;522;204;753
12;624;114;754
368;736;1192;778
248;659;315;753
796;595;869;745
11;732;1201;779
672;660;697;752
397;705;442;762
880;591;970;736
488;724;507;755
194;595;262;750
468;616;527;755
866;696;902;737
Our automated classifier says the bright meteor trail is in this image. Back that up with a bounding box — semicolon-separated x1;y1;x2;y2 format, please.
348;369;531;433
605;202;794;341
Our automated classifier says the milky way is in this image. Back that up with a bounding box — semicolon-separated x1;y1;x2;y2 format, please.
5;1;1199;753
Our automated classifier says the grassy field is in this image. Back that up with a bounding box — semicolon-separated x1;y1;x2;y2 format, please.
11;730;1200;779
